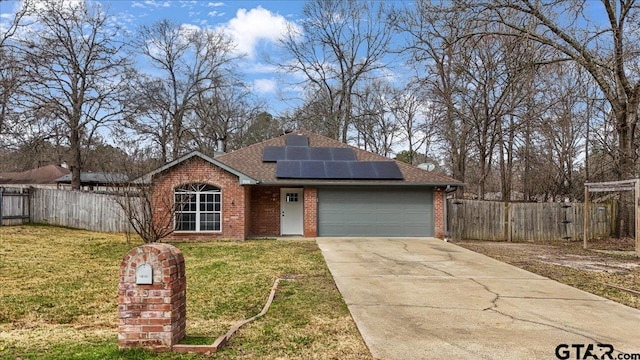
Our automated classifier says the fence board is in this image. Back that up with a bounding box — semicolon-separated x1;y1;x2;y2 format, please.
447;200;614;242
0;188;30;225
27;188;134;233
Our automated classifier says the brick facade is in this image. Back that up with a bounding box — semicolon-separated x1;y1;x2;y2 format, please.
151;157;247;240
434;189;445;239
118;244;186;352
248;186;281;237
303;187;318;237
149;154;446;240
247;186;319;238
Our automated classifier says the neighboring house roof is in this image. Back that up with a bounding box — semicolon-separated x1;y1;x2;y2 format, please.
55;172;130;185
0;165;70;184
214;130;462;187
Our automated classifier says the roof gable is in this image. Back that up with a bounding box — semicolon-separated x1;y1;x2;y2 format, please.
138;151;257;185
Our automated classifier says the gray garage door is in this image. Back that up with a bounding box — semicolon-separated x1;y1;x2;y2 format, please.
318;187;433;237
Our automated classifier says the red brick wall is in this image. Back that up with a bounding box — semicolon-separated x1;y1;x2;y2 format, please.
247;186;317;238
303;187;317;237
248;186;280;237
151;156;247;241
434;189;445;239
118;244;186;352
244;186;251;238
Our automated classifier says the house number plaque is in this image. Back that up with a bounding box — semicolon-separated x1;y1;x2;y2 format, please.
135;263;153;285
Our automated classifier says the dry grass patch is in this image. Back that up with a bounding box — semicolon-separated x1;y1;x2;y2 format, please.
0;225;371;360
455;239;640;310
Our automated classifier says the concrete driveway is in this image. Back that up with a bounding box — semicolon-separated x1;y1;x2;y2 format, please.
316;237;640;360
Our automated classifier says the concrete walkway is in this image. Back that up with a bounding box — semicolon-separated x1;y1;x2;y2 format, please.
316;237;640;360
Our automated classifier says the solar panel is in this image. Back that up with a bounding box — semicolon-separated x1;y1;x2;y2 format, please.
276;160;403;179
262;146;286;162
300;161;327;178
331;148;357;161
275;161;301;178
286;134;309;147
285;146;309;160
348;162;377;179
325;161;351;179
371;161;404;179
309;147;333;160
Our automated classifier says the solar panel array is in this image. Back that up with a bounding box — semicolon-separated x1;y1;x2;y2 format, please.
265;134;404;180
275;161;404;180
262;146;357;162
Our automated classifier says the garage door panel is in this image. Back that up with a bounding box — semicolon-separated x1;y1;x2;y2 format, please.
318;187;433;237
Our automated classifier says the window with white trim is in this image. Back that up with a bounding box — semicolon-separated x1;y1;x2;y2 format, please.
174;183;221;232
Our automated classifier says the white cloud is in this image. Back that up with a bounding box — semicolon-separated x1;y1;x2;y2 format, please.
130;0;171;9
145;1;171;8
179;23;201;37
218;6;297;58
245;62;278;74
179;0;198;9
253;78;277;94
207;2;224;7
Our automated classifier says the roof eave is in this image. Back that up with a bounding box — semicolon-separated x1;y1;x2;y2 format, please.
255;180;464;187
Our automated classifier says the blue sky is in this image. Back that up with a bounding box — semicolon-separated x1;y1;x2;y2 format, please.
0;0;310;115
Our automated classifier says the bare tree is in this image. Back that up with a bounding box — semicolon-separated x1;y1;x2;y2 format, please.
278;0;394;142
17;0;131;189
121;75;173;163
395;1;474;194
134;19;238;162
537;65;590;199
352;80;400;156
187;78;264;154
285;85;339;137
390;84;437;165
0;0;35;143
458;0;640;180
115;184;175;243
106;149;174;243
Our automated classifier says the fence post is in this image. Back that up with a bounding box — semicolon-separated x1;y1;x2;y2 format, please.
0;187;3;226
584;185;589;249
26;187;31;223
506;202;512;242
635;180;639;257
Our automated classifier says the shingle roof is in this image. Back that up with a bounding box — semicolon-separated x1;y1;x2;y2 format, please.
215;129;462;186
0;165;70;184
55;172;129;184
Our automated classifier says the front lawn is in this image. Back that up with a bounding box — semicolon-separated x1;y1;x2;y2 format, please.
0;225;371;359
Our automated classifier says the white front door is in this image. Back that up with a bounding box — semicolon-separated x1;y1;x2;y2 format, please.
281;188;304;235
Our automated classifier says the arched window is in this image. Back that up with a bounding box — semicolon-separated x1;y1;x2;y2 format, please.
174;183;221;232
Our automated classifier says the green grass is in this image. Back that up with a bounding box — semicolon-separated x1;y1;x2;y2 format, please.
0;225;371;359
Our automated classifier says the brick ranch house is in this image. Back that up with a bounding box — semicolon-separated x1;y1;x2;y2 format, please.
142;130;462;241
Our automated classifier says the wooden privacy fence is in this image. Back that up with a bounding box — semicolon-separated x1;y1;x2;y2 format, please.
0;187;30;226
447;199;615;242
1;187;134;233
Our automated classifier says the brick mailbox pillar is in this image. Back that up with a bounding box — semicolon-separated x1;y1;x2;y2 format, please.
118;243;186;352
